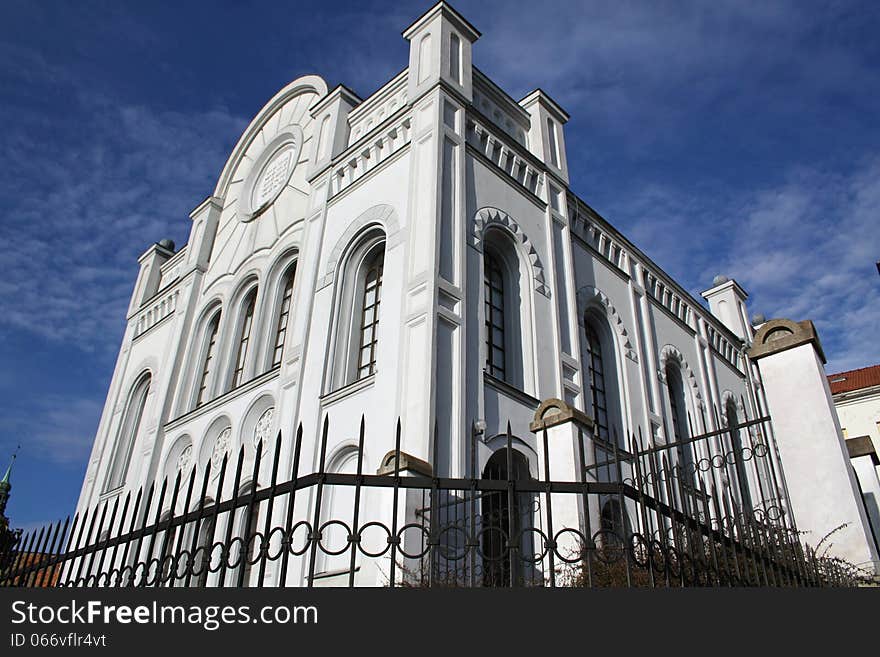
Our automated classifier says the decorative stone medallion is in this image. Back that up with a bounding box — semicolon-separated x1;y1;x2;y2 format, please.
176;445;192;473
240;128;303;223
253;407;274;450
210;427;232;478
252;146;295;210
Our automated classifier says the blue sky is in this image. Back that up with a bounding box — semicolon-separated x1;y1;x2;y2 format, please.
1;0;878;530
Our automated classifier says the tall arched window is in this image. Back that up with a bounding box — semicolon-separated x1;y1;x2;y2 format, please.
665;363;695;490
270;264;296;369
229;288;257;390
484;249;506;380
481;231;524;388
195;312;221;408
584;323;609;442
580;315;621;485
330;232;386;390
356;250;383;380
105;373;151;492
726;400;752;510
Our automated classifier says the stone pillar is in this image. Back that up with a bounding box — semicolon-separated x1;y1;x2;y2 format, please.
376;451;433;586
520;90;570;185
396;3;479;471
128;240;175;315
530;399;595;578
846;436;880;560
749;319;880;572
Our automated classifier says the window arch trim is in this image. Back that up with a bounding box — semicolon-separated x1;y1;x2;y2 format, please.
472;207;550;298
228;285;259;390
194;310;222;409
481;226;535;393
327;228;387;391
105;371;152;492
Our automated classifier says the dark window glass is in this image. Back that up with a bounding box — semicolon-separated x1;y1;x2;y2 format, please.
231;291;257;389
196;313;221;407
271;266;296;368
484;252;506;380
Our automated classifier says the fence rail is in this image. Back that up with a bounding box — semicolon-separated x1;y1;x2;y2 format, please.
0;405;871;588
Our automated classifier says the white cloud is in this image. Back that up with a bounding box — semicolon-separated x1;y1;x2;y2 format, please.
0;90;247;356
611;157;880;373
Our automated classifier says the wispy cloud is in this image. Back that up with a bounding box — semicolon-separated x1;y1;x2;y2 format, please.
0;86;246;355
476;0;880;141
470;0;880;372
606;158;880;373
3;394;103;466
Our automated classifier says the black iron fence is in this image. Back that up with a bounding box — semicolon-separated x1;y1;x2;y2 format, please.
0;405;871;588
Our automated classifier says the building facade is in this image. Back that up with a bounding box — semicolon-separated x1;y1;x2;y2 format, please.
72;2;879;584
828;364;880;553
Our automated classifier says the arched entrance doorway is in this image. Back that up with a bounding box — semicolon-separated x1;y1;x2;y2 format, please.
481;448;532;586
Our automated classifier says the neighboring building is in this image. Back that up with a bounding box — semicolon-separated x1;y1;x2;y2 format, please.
829;364;880;456
828;364;880;554
69;2;879;584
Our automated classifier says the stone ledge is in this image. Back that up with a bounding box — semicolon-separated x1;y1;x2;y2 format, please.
376;450;433;476
846;436;879;465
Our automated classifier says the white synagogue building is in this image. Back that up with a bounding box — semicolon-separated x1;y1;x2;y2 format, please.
73;3;880;584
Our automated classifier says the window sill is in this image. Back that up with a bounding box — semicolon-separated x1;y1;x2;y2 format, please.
313;566;360;580
320;373;376;407
98;485;126;502
165;366;281;431
483;372;541;409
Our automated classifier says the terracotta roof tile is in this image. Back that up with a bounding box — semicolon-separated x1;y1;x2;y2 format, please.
827;363;880;395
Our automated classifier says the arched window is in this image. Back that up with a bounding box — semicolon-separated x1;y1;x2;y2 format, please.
195;312;221;408
233;495;260;586
105;373;151;492
315;449;360;578
155;511;177;586
600;498;632;550
229;288;257;390
665;363;695;494
484;249;506;380
330;232;386;390
187;504;216;588
356;250;383;380
481;230;525;388
726;400;752;510
270;264;296;369
584;323;609;442
481;449;532;587
580;315;621;485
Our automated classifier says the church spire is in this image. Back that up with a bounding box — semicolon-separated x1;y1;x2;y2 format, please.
1;455;14;483
0;446;19;519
